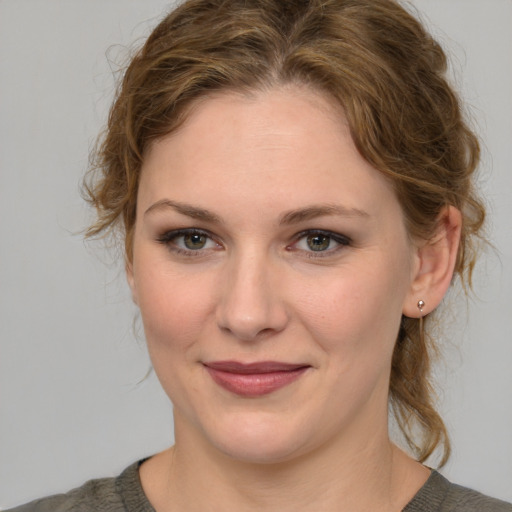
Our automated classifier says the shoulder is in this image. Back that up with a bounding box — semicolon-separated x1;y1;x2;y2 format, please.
4;477;119;512
442;481;512;512
4;461;154;512
404;470;512;512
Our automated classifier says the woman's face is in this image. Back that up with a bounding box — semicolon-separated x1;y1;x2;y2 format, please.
128;86;419;463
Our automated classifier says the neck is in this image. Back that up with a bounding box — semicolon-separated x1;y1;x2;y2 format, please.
141;416;428;512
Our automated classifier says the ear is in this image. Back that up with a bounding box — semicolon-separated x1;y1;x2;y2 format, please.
125;259;139;306
402;206;462;318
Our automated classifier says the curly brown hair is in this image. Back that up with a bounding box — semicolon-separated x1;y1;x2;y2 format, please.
85;0;485;466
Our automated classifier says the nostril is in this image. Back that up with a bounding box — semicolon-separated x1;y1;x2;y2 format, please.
216;307;289;341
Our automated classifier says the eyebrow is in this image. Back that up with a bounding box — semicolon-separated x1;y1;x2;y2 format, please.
278;204;370;225
144;199;222;223
145;199;369;225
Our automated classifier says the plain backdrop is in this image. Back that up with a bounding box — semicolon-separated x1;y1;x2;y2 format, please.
1;0;511;508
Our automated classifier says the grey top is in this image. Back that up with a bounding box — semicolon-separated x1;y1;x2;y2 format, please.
7;461;512;511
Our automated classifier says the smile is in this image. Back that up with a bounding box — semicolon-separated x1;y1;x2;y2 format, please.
203;361;310;397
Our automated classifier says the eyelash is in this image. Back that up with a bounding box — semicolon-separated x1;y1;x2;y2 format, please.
156;228;351;258
156;228;222;257
288;229;351;258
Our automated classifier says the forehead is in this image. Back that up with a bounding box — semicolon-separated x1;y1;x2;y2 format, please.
138;86;401;223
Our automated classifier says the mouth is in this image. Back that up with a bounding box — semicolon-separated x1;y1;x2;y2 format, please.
203;360;310;397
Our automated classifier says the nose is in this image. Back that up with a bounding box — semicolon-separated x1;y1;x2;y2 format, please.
216;249;289;341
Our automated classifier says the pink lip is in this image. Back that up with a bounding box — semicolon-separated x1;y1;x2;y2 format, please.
204;360;309;397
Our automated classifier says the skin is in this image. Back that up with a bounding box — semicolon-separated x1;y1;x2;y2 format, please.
127;85;461;511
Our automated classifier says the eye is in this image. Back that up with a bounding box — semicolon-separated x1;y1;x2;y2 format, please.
304;233;333;252
182;232;209;250
291;230;350;256
157;229;221;255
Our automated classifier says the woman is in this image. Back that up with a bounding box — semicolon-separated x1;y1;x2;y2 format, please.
7;0;511;510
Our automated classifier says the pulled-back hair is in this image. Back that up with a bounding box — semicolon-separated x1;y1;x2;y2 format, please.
85;0;485;466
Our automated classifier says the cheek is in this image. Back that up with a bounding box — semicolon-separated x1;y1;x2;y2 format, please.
134;263;216;354
291;260;408;357
133;264;219;405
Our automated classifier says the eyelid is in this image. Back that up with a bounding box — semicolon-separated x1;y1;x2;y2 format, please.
294;229;351;244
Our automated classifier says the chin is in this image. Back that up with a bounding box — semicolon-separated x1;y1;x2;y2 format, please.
202;410;317;465
216;437;307;465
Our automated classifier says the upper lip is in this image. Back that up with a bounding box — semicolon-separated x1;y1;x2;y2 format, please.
203;360;309;374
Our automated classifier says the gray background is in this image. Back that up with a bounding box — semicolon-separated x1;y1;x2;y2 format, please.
1;0;511;508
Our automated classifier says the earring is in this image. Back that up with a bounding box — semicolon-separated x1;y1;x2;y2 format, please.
417;300;425;346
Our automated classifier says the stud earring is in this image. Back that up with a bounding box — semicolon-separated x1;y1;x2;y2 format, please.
417;300;425;314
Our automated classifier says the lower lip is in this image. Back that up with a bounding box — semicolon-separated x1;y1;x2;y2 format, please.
205;367;309;397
